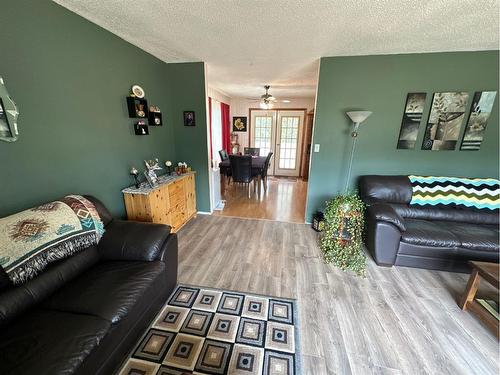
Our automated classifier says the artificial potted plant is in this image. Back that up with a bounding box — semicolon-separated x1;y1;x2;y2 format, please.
320;192;366;276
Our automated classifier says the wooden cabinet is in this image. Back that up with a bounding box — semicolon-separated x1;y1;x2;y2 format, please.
122;172;197;232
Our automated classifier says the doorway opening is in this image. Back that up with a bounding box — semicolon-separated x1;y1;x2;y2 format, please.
213;104;315;223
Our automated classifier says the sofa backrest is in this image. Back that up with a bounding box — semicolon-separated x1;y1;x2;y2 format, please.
0;246;101;325
0;195;113;325
84;195;113;227
358;175;412;204
358;175;499;226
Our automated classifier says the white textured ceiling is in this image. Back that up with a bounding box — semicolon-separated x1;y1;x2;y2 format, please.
54;0;499;99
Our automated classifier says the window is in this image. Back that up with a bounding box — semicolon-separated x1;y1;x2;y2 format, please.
254;115;273;156
278;116;299;169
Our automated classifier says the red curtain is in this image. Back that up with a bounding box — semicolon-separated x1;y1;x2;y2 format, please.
221;102;231;153
208;97;213;164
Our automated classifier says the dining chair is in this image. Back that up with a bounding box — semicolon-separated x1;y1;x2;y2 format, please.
218;149;232;183
260;151;273;192
243;147;260;156
229;155;255;198
218;149;228;161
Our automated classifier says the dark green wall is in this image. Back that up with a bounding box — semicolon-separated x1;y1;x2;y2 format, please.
166;63;211;212
0;1;208;217
307;51;499;220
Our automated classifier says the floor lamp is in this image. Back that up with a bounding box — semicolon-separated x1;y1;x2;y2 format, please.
344;111;372;192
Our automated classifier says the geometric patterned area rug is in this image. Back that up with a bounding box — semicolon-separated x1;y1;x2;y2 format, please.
118;285;301;375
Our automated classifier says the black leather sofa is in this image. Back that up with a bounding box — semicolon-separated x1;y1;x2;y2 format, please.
0;196;178;375
359;175;499;272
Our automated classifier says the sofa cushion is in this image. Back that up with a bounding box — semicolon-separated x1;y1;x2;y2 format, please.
43;260;165;324
0;309;110;375
443;222;499;252
401;219;461;248
0;246;100;326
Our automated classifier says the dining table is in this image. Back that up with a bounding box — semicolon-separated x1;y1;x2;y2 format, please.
218;155;267;173
219;155;267;196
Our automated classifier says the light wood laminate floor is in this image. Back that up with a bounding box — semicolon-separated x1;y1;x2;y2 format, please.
213;176;307;223
177;215;499;375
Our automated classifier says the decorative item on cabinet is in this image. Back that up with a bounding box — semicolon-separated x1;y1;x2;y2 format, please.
148;105;162;126
122;172;197;233
165;160;173;175
134;120;149;135
130;167;140;188
176;162;188;175
143;158;162;187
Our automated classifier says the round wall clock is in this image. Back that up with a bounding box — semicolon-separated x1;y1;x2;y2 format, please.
131;85;145;98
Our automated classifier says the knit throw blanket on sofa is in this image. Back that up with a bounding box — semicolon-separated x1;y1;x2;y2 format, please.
409;176;500;210
0;195;105;285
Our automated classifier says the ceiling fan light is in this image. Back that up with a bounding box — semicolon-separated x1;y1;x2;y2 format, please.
260;102;268;109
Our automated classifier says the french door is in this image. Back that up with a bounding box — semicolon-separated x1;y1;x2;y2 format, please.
250;109;305;177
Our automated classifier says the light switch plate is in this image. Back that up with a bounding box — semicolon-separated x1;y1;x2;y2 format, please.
314;144;320;152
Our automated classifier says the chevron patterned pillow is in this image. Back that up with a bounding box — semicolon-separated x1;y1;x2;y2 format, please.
408;176;500;210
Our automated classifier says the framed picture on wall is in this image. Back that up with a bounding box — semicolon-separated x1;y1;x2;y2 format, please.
184;111;195;126
232;116;247;132
460;91;497;150
421;92;469;151
396;93;427;149
0;98;12;138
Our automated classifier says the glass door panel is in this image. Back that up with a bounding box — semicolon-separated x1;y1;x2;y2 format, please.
275;111;304;176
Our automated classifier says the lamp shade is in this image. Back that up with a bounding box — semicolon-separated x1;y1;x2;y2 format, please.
346;111;372;124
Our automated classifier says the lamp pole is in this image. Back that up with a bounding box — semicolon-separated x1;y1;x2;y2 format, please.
345;122;360;192
344;111;372;192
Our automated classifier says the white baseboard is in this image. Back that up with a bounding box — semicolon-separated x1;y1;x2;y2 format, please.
197;211;212;215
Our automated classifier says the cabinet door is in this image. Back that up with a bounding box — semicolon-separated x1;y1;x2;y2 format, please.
185;174;196;217
168;179;186;230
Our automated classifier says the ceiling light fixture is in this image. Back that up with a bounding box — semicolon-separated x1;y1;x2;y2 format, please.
260;101;273;110
260;85;276;109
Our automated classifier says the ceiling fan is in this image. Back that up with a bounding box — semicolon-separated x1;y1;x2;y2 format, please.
248;85;291;109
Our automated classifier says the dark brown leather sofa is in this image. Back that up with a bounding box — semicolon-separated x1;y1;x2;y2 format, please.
359;175;499;272
0;196;178;375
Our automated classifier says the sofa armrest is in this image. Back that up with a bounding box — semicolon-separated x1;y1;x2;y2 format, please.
98;219;172;262
367;204;406;232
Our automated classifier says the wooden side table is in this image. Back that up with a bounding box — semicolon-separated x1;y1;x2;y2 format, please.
459;261;499;338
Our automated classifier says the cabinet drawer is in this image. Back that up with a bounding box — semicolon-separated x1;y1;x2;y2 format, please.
169;200;186;215
168;180;185;196
169;189;185;204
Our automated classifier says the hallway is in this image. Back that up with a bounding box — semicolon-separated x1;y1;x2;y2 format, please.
213;176;308;223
